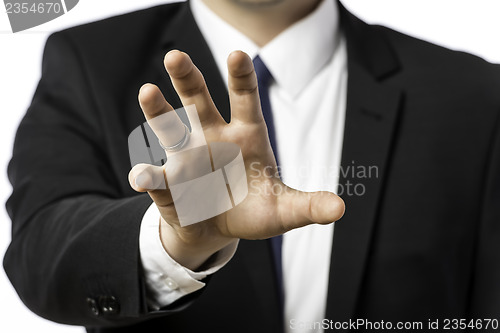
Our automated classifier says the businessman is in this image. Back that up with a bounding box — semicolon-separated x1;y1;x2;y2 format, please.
5;0;500;332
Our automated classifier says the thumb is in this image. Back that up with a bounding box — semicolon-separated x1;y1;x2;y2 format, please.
277;186;345;232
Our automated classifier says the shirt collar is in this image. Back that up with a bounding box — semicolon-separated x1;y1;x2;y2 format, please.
191;0;340;98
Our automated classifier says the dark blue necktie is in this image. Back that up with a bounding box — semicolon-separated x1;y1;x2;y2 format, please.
253;55;284;315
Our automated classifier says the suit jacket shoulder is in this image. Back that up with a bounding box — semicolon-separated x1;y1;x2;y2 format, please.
379;25;500;105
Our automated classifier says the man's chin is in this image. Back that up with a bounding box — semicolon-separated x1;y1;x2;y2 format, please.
231;0;286;7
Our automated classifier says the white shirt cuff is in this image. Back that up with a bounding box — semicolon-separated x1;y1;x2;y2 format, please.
139;203;239;310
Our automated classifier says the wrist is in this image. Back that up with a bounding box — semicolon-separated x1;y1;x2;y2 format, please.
159;218;235;271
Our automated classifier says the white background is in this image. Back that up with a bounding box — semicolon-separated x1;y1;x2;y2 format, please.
1;1;499;331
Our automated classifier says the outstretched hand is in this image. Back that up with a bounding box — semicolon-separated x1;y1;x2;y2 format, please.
129;50;344;270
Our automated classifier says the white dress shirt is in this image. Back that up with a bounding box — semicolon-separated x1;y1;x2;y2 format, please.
139;0;347;332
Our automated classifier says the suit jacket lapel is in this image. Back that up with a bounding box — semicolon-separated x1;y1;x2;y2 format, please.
325;3;403;325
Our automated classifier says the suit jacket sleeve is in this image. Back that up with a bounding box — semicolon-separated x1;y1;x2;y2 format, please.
3;31;190;327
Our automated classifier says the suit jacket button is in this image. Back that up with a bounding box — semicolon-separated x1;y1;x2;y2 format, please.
86;297;100;316
99;296;120;315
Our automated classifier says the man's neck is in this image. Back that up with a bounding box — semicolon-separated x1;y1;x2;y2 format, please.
202;0;322;47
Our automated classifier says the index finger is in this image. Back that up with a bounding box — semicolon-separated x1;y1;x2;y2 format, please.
227;50;264;124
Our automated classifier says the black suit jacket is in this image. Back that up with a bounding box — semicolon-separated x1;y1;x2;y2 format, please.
4;1;500;332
